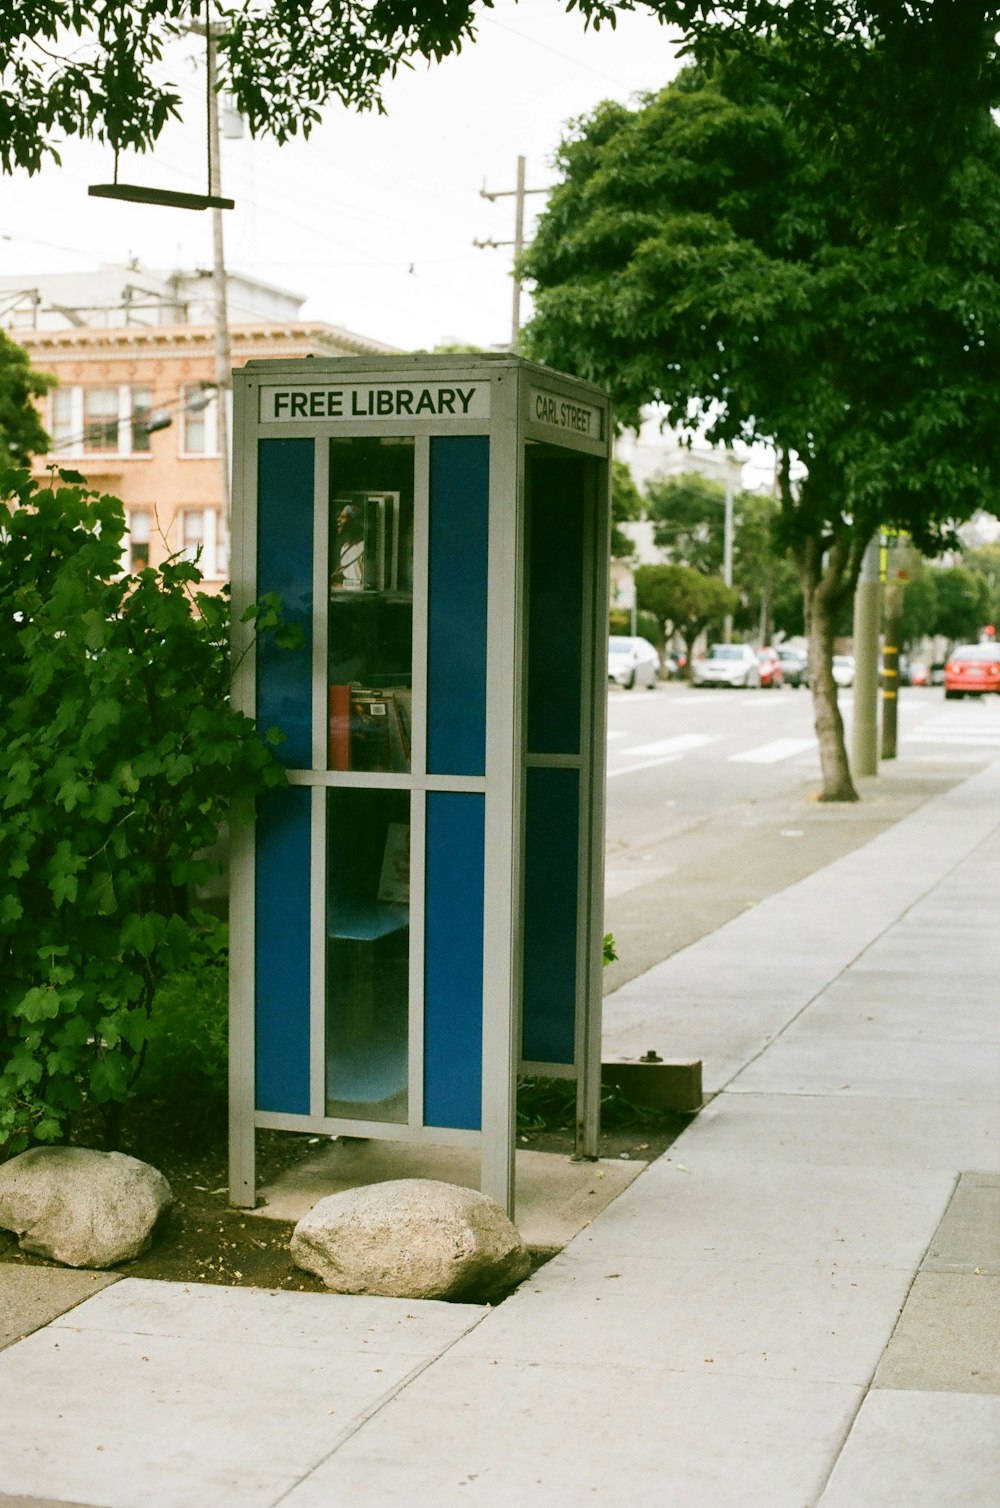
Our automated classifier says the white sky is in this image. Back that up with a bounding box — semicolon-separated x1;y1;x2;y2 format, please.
0;1;685;352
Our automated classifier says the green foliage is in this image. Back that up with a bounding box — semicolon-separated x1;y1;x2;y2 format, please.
899;569;939;649
0;331;52;468
961;544;1000;634
609;607;660;644
0;0;656;174
524;45;1000;799
0;467;285;1156
646;472;727;575
135;932;230;1139
635;562;737;664
516;1075;669;1133
603;932;617;966
931;565;992;645
610;458;643;559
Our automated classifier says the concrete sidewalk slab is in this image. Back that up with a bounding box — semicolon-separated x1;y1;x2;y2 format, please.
277;1355;862;1508
254;1141;643;1254
730;1034;1000;1100
0;1267;119;1352
818;1391;1000;1507
688;1092;1000;1172
0;1280;486;1508
924;1173;1000;1273
873;1271;1000;1392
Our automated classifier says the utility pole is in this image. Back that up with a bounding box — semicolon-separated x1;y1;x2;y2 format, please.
851;534;882;778
205;22;232;524
881;538;907;760
722;452;736;643
476;156;550;347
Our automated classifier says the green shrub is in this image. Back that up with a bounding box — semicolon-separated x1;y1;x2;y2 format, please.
0;467;285;1156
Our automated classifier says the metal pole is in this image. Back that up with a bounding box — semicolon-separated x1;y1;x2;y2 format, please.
206;26;232;526
722;456;735;643
851;534;881;778
511;155;526;348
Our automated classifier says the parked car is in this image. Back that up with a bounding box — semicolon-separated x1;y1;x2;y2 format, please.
943;642;1000;699
909;660;930;687
776;646;809;688
755;647;784;688
832;654;855;688
692;643;761;688
608;635;660;690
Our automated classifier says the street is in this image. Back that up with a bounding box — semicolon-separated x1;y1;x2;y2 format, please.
602;680;1000;991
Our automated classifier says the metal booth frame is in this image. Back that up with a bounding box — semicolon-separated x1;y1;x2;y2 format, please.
228;354;611;1217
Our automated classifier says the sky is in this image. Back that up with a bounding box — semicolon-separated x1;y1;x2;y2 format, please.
0;2;685;352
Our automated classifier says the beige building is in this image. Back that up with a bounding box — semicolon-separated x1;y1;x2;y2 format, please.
1;267;398;591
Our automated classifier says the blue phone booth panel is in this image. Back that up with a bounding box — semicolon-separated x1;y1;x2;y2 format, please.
255;786;311;1113
257;438;314;768
424;791;485;1129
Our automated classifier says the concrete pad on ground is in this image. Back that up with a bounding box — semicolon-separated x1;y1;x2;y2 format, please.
730;1034;1000;1102
277;1354;863;1508
783;977;1000;1042
0;1266;119;1352
688;1093;1000;1173
0;1279;486;1508
818;1391;1000;1507
456;1249;914;1387
873;1272;1000;1393
254;1140;643;1253
569;1156;956;1270
924;1173;1000;1273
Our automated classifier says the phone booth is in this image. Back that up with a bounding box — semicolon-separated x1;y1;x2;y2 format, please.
228;354;611;1216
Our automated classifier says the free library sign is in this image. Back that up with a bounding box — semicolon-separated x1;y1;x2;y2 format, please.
260;381;492;423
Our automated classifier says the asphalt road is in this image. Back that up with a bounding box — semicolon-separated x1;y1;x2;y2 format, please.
602;680;1000;992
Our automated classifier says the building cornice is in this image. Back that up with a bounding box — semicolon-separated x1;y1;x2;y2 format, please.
18;321;399;359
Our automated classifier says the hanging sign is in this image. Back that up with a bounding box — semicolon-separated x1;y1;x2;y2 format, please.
528;385;604;440
260;381;491;423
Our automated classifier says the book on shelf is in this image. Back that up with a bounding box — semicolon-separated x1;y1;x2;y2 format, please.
328;684;412;773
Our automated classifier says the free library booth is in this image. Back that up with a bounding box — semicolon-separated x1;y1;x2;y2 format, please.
228;355;612;1215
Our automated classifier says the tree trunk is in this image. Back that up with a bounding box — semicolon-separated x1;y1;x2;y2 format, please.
806;585;858;801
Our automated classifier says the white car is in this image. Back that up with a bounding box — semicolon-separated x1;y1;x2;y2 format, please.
692;643;761;688
608;635;660;689
832;655;855;688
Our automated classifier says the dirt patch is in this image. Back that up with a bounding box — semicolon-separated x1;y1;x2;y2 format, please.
0;1106;693;1290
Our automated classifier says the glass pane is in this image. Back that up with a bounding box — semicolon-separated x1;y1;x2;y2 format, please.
52;389;74;450
328;438;414;772
84;387;120;453
326;787;409;1123
131;386;153;452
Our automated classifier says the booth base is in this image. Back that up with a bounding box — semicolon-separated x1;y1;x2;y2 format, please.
252;1140;643;1254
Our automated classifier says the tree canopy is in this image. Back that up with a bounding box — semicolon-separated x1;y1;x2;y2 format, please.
0;332;52;469
523;46;1000;797
3;3;998;179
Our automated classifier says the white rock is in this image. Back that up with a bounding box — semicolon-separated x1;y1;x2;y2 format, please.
0;1147;173;1269
290;1178;531;1301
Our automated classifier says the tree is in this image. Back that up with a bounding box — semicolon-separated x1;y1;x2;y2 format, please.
932;566;991;645
523;50;1000;800
0;466;287;1156
611;458;642;559
635;562;737;674
962;543;1000;633
646;471;725;575
899;571;939;651
0;331;53;467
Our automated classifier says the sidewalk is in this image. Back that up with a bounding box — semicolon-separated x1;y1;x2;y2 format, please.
1;761;998;1507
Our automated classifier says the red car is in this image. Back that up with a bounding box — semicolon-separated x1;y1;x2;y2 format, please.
755;647;785;688
944;643;1000;699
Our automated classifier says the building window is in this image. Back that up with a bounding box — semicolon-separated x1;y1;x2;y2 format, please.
126;508;152;571
51;388;76;451
181;384;218;455
83;387;120;452
130;386;154;453
49;385;157;457
178;506;228;580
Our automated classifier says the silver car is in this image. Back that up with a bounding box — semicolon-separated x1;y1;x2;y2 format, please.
692;643;761;688
608;635;660;689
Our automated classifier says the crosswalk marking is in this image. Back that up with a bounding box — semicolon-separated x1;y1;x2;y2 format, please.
730;737;818;764
623;734;718;757
606;754;684;780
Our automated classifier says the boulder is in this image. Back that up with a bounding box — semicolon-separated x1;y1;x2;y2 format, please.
290;1178;532;1301
0;1147;173;1269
